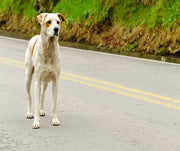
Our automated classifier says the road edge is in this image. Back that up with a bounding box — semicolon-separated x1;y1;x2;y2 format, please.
0;34;180;66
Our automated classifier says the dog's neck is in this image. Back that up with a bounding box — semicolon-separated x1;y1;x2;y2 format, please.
41;33;58;50
40;32;59;63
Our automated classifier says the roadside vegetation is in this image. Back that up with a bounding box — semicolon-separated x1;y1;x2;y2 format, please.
0;0;180;56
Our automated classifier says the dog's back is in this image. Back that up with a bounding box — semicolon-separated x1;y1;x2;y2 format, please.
25;35;40;64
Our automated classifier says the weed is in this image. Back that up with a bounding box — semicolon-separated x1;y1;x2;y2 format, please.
0;0;180;56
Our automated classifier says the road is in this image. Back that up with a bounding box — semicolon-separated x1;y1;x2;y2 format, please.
0;35;180;151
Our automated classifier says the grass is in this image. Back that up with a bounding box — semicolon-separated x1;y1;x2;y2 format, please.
0;0;36;19
23;1;37;19
113;0;180;29
0;0;179;28
52;0;112;26
0;0;180;56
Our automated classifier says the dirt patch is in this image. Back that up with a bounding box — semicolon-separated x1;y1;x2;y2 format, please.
0;13;180;59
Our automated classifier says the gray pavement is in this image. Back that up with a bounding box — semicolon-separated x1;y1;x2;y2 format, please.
1;35;180;151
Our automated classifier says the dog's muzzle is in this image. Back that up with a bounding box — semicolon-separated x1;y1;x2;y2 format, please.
54;28;59;36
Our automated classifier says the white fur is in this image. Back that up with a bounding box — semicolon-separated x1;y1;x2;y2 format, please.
25;13;65;129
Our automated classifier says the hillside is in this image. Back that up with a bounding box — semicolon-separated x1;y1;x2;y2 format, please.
0;0;180;56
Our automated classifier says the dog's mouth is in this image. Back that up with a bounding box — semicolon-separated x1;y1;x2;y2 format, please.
54;33;59;36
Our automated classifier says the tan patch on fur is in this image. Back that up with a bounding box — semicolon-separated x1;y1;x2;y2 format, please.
57;13;66;22
45;20;51;28
31;39;38;57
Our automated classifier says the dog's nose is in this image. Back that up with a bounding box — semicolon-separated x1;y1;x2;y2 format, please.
54;28;59;34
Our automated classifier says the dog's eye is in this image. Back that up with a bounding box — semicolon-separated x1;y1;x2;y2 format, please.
57;21;60;24
47;20;51;24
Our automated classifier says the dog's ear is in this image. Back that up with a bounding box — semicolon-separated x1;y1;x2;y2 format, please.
57;13;66;22
37;13;47;25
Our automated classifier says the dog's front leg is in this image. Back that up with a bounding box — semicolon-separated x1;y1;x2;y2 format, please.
52;80;60;126
40;82;48;116
32;81;41;129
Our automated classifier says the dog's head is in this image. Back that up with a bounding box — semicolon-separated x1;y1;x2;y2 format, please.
37;13;66;37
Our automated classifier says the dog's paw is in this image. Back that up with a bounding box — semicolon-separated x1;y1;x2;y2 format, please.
52;118;60;126
40;110;45;116
26;113;33;119
32;121;40;129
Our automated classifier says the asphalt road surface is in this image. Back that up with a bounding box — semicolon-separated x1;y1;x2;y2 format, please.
1;35;180;151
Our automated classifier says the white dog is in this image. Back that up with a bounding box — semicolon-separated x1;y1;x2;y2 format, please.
25;13;65;129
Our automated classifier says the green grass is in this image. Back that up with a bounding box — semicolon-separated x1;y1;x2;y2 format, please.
0;0;14;13
113;0;180;29
52;0;112;25
0;0;180;28
23;1;37;19
0;0;36;19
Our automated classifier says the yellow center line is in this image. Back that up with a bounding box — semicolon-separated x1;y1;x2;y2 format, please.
0;56;25;65
0;60;24;68
1;58;180;110
61;76;180;110
0;56;180;106
62;72;180;103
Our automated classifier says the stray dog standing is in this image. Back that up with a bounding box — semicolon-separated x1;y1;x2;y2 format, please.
25;13;65;129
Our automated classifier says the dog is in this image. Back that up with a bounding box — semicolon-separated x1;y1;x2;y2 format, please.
25;13;65;129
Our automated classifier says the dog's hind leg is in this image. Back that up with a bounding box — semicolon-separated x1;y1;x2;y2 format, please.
25;64;34;119
40;82;48;116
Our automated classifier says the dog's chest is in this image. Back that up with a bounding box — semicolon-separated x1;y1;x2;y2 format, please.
33;38;60;82
40;70;56;82
37;61;60;82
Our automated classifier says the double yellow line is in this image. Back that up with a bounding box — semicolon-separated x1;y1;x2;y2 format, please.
0;56;180;110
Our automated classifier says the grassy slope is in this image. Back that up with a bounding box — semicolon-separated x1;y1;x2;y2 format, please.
0;0;180;56
53;0;180;28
